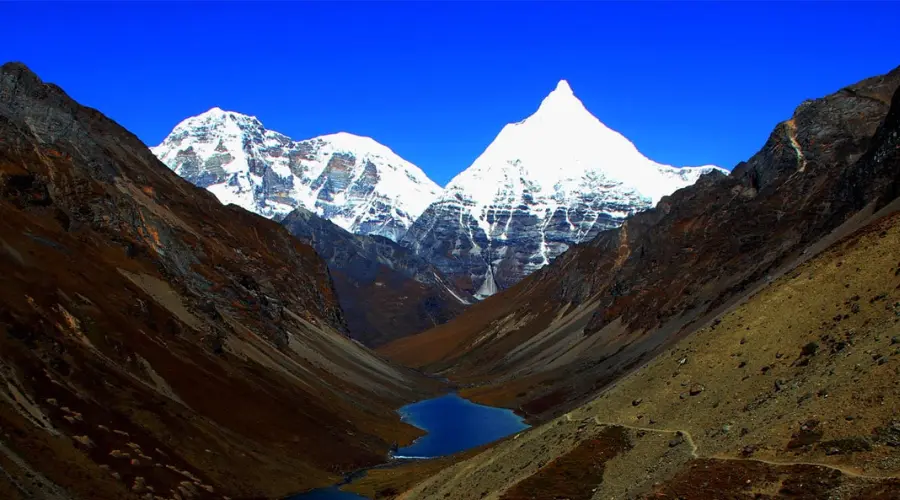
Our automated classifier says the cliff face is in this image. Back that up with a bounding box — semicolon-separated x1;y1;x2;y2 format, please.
382;66;900;421
0;63;436;499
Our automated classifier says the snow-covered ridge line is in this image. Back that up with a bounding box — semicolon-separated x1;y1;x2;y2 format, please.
151;107;442;242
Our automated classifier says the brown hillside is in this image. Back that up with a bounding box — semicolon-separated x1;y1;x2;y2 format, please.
0;63;439;499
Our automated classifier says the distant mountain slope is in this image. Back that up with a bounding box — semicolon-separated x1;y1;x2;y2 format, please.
282;207;472;347
152;108;441;241
0;63;438;499
402;80;724;297
383;65;900;422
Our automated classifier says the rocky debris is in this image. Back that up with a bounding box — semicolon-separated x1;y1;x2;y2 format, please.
72;435;94;448
631;398;642;407
787;420;824;449
819;437;873;455
689;384;705;396
177;480;198;498
873;420;900;447
166;465;202;483
801;342;820;357
132;476;147;493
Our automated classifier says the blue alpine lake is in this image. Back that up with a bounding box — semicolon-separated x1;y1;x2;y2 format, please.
395;393;529;458
288;393;529;499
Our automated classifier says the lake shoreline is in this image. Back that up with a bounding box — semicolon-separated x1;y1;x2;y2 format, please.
286;392;529;499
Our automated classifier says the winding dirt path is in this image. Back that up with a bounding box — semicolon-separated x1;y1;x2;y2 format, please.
587;416;897;481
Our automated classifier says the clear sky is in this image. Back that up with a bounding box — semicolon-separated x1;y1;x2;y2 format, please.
2;2;899;186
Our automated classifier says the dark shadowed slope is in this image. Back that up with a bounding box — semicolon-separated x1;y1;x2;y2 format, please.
382;65;900;422
0;62;439;500
281;207;472;347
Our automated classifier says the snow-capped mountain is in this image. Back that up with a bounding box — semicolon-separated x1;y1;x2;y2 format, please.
402;80;726;297
151;108;441;241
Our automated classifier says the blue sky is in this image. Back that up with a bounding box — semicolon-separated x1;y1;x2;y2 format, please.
2;2;899;186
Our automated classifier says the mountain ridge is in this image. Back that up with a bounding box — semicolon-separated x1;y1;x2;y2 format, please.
152;107;442;241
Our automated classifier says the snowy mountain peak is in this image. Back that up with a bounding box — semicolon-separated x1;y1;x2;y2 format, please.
403;80;726;298
152;111;441;241
533;79;589;118
554;79;573;94
164;107;265;139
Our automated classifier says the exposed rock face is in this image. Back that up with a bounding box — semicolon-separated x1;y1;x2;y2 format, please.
383;66;900;421
281;208;472;347
402;80;724;297
151;108;442;241
0;63;436;499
